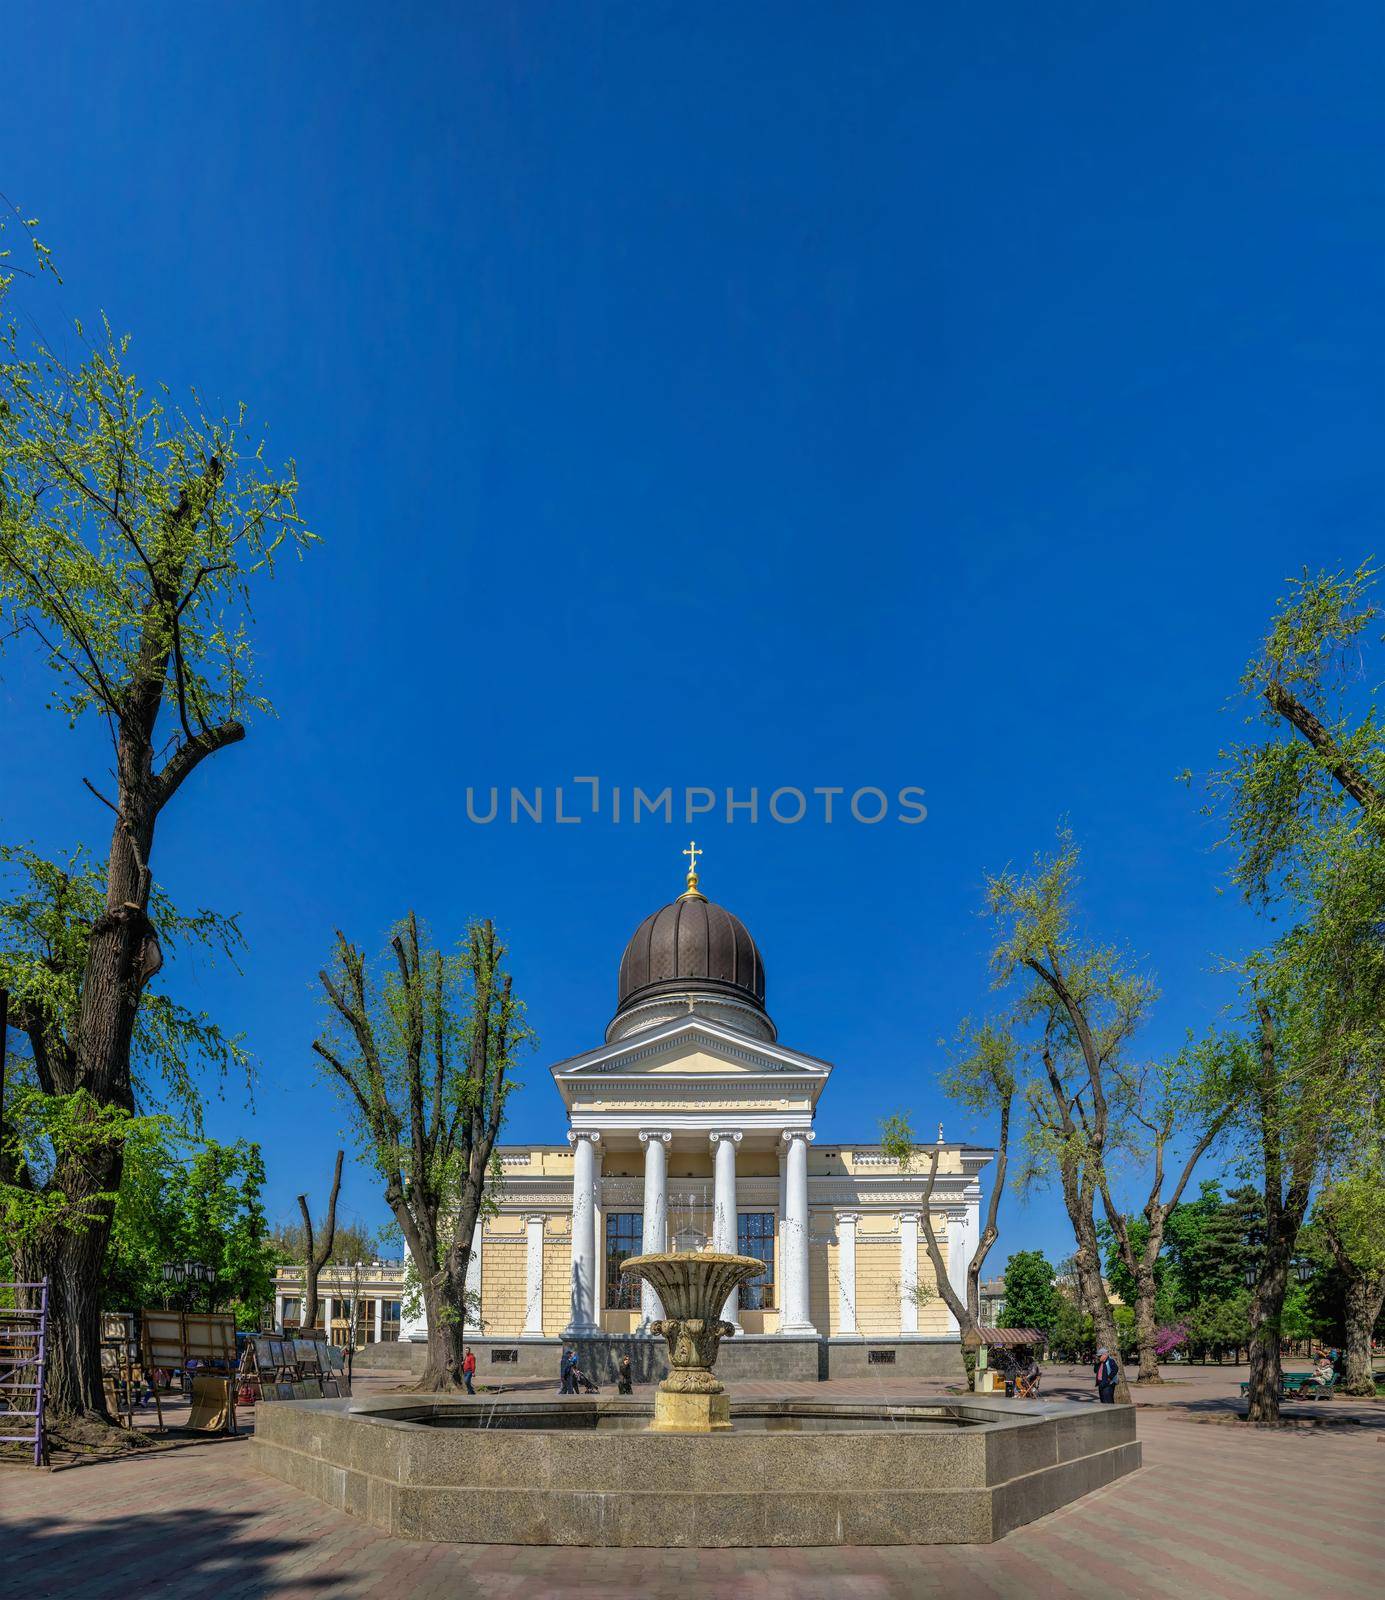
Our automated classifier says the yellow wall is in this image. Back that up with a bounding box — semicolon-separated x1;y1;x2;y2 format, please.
542;1238;569;1335
853;1235;901;1336
479;1236;526;1336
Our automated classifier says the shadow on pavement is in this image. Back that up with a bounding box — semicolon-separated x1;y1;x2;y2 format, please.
0;1506;344;1599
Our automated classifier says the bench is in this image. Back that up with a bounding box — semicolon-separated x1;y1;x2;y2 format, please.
1238;1373;1336;1400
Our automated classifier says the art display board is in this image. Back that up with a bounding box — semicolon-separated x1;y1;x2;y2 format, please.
99;1311;143;1429
141;1309;185;1370
183;1313;236;1364
237;1332;351;1404
186;1373;232;1431
138;1309;240;1433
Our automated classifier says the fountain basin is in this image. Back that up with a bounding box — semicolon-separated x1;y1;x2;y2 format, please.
250;1393;1140;1546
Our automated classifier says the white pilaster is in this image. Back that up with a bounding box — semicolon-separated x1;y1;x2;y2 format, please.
710;1131;743;1331
835;1212;859;1336
564;1131;602;1336
899;1212;920;1336
523;1214;546;1336
274;1293;285;1330
779;1130;817;1335
373;1295;383;1343
464;1221;483;1330
639;1131;671;1327
323;1294;334;1336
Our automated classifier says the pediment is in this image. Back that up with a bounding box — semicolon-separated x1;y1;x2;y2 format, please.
549;1018;831;1086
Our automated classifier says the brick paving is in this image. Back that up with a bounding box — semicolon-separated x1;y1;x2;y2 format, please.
2;1366;1381;1599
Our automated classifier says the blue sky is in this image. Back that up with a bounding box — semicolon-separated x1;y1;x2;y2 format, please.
4;3;1381;1267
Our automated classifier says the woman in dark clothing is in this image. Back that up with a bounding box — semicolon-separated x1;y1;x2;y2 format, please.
616;1354;633;1395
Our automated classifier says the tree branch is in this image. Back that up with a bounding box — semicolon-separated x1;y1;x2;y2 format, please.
1265;681;1384;814
154;718;245;807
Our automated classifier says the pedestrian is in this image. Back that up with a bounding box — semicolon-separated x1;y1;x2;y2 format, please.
558;1345;577;1394
462;1346;476;1395
1093;1347;1119;1404
617;1354;633;1396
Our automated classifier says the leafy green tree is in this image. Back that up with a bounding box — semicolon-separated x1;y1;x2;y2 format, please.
984;831;1150;1400
102;1132;277;1323
1047;1298;1095;1363
1188;1292;1252;1363
1204;564;1385;1421
1000;1250;1060;1334
1096;1032;1236;1381
1312;1169;1385;1394
1162;1183;1264;1311
0;219;311;1418
313;914;529;1391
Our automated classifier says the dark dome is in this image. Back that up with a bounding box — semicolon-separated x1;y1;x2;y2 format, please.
615;893;767;1022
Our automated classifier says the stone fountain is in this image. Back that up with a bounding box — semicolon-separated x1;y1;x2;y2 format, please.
620;1249;765;1433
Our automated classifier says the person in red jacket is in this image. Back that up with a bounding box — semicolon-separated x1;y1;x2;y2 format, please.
462;1346;476;1395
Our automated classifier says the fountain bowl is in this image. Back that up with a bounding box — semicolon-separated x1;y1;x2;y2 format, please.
620;1250;764;1432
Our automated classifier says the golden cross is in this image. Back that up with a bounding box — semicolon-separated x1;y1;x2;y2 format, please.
683;840;702;876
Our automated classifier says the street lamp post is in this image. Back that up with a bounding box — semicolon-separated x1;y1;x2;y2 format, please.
162;1260;188;1310
162;1260;216;1312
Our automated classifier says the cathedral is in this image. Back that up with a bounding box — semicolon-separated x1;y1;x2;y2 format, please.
400;848;994;1379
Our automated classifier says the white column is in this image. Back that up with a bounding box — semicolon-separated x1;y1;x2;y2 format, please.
323;1294;334;1337
399;1241;428;1341
779;1131;816;1335
564;1131;602;1336
464;1220;484;1330
373;1294;383;1342
523;1214;546;1336
639;1131;671;1327
945;1208;967;1334
899;1212;920;1336
274;1292;285;1330
710;1132;743;1332
777;1150;788;1303
835;1213;859;1336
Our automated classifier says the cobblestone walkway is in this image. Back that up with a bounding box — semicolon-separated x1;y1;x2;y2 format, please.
3;1368;1381;1599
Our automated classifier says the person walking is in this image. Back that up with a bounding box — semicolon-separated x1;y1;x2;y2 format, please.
558;1346;577;1394
616;1354;633;1395
1093;1347;1119;1404
462;1346;476;1395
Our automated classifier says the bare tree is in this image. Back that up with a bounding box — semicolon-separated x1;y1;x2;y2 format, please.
312;914;528;1391
295;1150;343;1332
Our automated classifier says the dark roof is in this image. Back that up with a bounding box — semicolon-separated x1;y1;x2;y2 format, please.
974;1325;1044;1348
615;894;767;1024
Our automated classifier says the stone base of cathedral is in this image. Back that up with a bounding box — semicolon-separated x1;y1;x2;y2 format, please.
359;1334;965;1385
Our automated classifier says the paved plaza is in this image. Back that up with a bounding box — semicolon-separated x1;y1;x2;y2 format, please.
3;1366;1381;1599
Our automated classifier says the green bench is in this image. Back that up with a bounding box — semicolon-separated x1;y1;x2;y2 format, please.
1238;1371;1336;1400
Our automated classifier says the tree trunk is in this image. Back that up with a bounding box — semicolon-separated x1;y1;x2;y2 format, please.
42;781;156;1420
1133;1264;1160;1384
1341;1273;1385;1396
19;1155;120;1420
1060;1165;1130;1402
417;1277;466;1393
1246;1247;1291;1423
